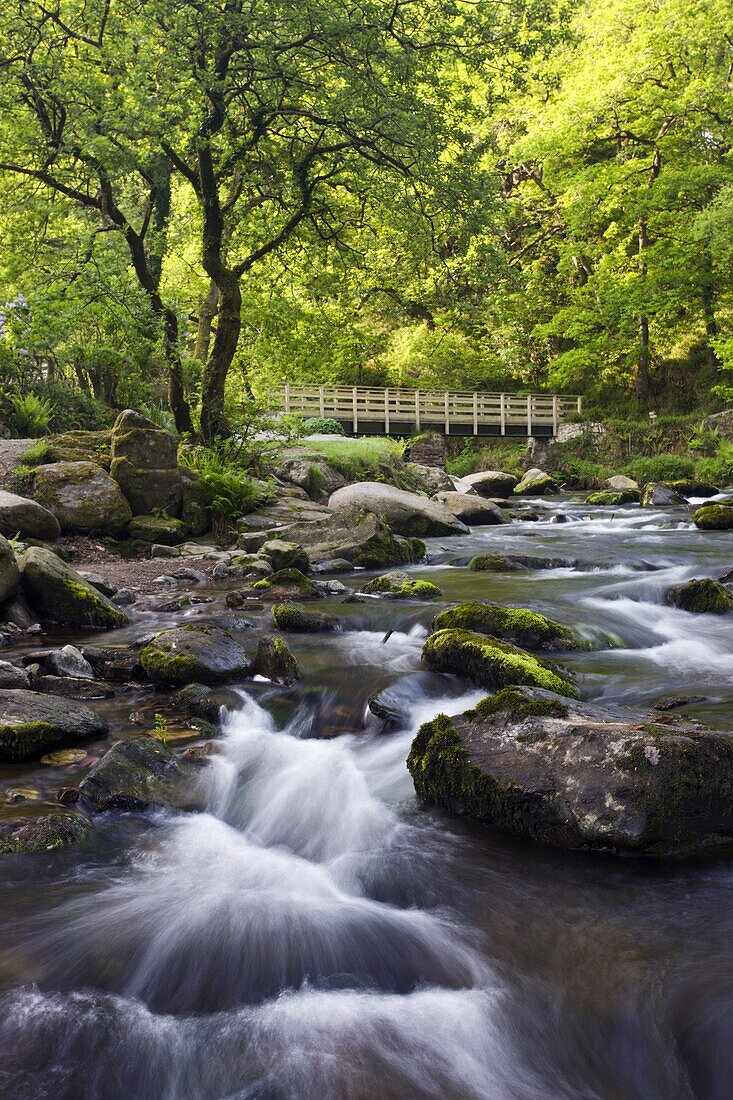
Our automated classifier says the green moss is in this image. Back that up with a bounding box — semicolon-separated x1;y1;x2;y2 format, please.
431;602;588;651
62;579;128;627
468;687;570;722
351;531;425;570
666;480;718;498
668;578;733;614
139;642;203;682
364;576;442;599
272;604;336;632
469;554;520;572
693;503;733;530
251;568;319;597
422;629;578;697
585;490;639;505
254;637;300;684
0;720;57;761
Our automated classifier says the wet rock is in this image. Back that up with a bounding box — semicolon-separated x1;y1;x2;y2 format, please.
31;461;132;535
253;637;300;685
310;558;354;575
468;552;573;572
35;676;114;699
78;735;203;812
422;629;577;697
139;625;252;684
0;813;89;855
407;685;733;855
431;602;589;652
0;660;30;689
0;592;37;630
363;571;443;599
653;695;707;712
260;539;310;573
606;475;639;491
250;567;323;601
641;482;685;507
77;571;116;596
20;547;129;630
272;604;339;632
110;409;182;516
433;493;505;526
328;483;469;537
455;471;519;498
368;688;409;730
46;644;94;679
171;683;243;722
0;532;20;604
585;490;639;505
128;515;188;544
0;690;108;762
113;589;136;606
0;489;60;540
693;503;733;530
513;469;556;496
665;480;719;499
668;578;733;614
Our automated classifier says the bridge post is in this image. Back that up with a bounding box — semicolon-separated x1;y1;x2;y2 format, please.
577;396;583;414
284;384;291;414
444;392;450;435
500;393;506;435
384;389;390;433
415;389;421;431
473;393;478;435
552;395;559;435
319;385;325;417
526;393;532;436
352;387;358;434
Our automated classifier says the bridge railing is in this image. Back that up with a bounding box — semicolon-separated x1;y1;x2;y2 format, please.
277;385;582;436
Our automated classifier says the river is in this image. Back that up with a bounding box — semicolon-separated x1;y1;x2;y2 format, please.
1;493;732;1099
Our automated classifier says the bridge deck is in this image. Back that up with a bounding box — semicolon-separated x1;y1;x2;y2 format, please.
279;385;582;437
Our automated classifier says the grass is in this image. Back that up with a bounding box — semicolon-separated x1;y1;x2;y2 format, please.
305;437;403;465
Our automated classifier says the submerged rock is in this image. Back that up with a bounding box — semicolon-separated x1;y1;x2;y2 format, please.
668;578;733;614
139;625;251;684
693;503;733;530
272;604;338;632
407;686;733;855
328;482;468;537
431;602;588;651
0;489;61;541
422;629;577;697
78;735;204;812
0;813;89;855
0;690;108;762
363;570;442;599
20;547;129;629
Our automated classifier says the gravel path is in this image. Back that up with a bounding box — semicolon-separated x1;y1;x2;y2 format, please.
0;438;34;487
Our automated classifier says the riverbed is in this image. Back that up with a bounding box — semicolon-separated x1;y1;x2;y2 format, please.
1;493;732;1099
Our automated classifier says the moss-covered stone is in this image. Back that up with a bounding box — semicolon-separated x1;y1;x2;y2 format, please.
431;602;588;651
272;604;338;632
469;554;521;572
0;813;89;855
513;469;556;496
668;578;733;614
251;568;322;600
585;490;639;505
78;735;203;812
422;629;577;697
20;546;128;629
693;503;733;530
32;460;132;535
139;625;251;684
46;430;112;469
253;637;300;684
0;689;108;762
363;571;442;599
665;480;719;499
260;539;310;573
127;515;188;545
641;482;684;507
351;530;425;570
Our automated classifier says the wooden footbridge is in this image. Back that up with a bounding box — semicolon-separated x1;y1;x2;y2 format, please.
279;385;582;437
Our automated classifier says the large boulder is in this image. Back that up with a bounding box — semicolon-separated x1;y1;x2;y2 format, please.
274;456;347;501
422;629;577;697
405;463;453;495
433;492;505;526
693;503;733;530
407;686;733;855
180;471;211;536
0;689;108;761
128;515;188;545
20;547;128;629
665;480;719;499
32;461;132;535
513;468;556;496
606;475;639;491
456;471;518;498
139;625;251;684
328;482;468;537
252;637;300;685
110;409;182;516
46;429;112;468
0;813;89;855
641;482;684;508
668;578;733;614
79;735;202;812
431;602;588;652
0;533;20;604
0;489;60;540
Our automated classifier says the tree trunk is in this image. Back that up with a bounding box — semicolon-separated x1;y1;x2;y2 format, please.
194;278;220;363
200;277;242;444
164;308;194;435
635;217;651;400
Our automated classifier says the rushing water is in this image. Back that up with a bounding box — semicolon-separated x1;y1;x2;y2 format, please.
1;495;733;1098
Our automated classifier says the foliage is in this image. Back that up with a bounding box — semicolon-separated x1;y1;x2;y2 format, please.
301;417;345;437
694;442;733;487
20;439;49;466
7;393;55;437
178;445;269;538
623;454;695;484
447;440;527;477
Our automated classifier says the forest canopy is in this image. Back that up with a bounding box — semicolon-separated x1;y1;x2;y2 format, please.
0;0;731;437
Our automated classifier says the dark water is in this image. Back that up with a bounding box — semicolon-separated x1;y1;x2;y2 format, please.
1;494;732;1099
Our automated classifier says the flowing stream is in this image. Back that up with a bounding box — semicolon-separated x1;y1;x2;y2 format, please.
1;494;733;1098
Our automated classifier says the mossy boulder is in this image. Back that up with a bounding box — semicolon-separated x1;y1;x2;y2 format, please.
422;629;577;697
78;735;203;812
665;480;719;499
328;482;469;537
585;490;639;506
251;568;323;601
171;683;243;721
407;685;733;854
139;625;251;684
46;429;112;468
693;503;733;530
668;578;733;614
110;409;182;516
469;553;521;573
180;471;211;536
20;546;128;629
431;602;588;651
0;489;60;541
272;604;338;632
128;514;188;545
0;813;89;855
253;637;300;684
363;570;442;599
0;689;108;762
514;469;556;496
0;532;20;604
260;539;310;573
641;482;685;507
32;461;132;535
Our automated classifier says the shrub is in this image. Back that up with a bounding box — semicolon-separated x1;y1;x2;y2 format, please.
8;393;55;437
623;453;695;483
694;442;733;487
301;416;345;436
178;445;270;538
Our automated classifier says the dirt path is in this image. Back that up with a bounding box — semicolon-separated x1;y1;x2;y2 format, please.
0;438;33;487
